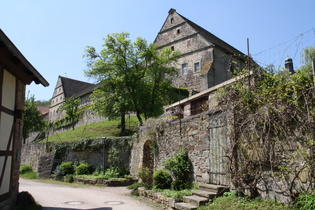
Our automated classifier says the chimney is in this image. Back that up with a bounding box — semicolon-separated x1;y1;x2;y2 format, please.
169;8;176;14
285;57;294;74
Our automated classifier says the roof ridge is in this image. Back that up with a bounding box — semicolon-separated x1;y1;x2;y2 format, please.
59;75;94;85
175;11;246;58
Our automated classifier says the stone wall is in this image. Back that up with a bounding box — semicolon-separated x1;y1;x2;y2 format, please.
130;111;216;183
21;142;54;173
21;137;132;176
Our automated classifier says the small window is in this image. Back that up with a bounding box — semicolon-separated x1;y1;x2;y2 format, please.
187;40;191;47
182;63;187;75
194;62;200;73
177;29;180;34
171;46;174;51
171;18;174;23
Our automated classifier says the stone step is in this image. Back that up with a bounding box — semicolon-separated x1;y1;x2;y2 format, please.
199;183;229;195
183;195;208;207
191;189;217;199
175;202;198;210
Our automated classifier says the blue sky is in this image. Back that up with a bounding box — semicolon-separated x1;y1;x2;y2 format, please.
1;0;314;101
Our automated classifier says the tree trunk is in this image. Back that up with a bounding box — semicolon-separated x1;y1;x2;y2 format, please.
136;111;143;126
120;112;126;135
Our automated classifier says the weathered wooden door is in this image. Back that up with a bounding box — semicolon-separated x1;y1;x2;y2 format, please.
0;69;16;200
208;111;230;185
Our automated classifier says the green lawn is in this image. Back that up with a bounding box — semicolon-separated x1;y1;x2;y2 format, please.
38;116;139;142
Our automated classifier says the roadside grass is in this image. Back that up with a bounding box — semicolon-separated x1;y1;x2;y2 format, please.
199;192;290;210
19;171;37;179
40;116;139;142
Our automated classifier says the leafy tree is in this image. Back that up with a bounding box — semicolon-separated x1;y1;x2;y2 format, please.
23;94;46;142
57;97;80;130
35;99;51;107
84;32;180;134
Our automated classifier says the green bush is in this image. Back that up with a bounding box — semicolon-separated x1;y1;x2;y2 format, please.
153;169;172;189
53;165;64;176
171;179;189;191
75;163;93;175
163;148;191;190
105;166;129;178
60;161;74;175
19;164;33;174
138;167;153;186
64;174;74;183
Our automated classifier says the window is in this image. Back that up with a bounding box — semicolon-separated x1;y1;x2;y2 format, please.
187;39;191;47
171;17;174;23
171;46;174;51
194;62;200;73
182;63;187;75
177;29;180;34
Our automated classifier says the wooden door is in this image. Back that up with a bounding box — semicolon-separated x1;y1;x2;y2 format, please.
0;68;16;200
208;111;230;185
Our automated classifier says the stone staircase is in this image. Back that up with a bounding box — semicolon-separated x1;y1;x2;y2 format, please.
174;183;229;210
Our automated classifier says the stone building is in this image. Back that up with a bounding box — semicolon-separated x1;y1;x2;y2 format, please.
49;76;100;122
154;8;248;95
0;29;48;209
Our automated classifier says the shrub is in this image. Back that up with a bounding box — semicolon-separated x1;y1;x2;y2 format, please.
53;165;64;176
60;161;74;175
19;164;33;174
171;179;189;191
163;148;191;190
138;167;153;186
105;166;129;178
153;169;172;189
92;168;101;176
64;174;74;183
75;163;93;175
108;147;122;166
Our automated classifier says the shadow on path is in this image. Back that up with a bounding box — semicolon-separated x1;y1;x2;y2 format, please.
43;207;112;210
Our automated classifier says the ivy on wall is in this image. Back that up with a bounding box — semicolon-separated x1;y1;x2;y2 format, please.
53;137;132;159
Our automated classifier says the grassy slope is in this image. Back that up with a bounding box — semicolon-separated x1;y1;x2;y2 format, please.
39;116;139;142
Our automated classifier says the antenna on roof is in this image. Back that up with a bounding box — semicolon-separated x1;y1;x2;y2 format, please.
247;38;251;86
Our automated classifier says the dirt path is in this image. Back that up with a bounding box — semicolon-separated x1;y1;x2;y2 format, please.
19;178;155;210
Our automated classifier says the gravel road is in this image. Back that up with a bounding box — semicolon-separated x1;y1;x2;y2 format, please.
19;178;155;210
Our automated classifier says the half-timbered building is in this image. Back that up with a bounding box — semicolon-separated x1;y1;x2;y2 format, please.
0;29;48;209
